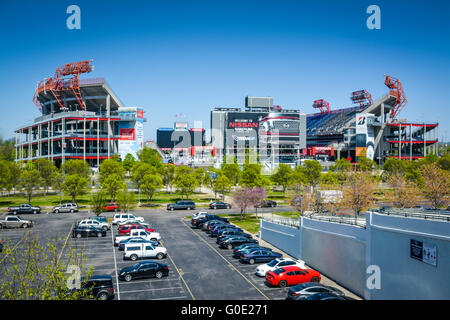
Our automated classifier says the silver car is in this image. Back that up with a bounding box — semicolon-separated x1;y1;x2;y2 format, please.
53;203;79;213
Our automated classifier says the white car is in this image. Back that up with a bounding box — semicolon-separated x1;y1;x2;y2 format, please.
192;211;209;219
112;214;144;225
255;258;306;277
124;243;167;261
78;219;110;231
114;230;161;246
117;219;150;229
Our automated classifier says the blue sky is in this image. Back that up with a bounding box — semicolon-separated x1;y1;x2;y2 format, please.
0;0;449;141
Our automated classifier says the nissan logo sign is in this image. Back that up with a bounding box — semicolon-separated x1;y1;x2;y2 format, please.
283;123;290;129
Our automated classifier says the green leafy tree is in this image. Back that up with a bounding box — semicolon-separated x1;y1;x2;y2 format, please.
62;174;90;203
131;162;155;201
122;153;136;174
161;164;176;192
62;159;91;178
300;160;322;188
193;167;208;192
0;137;15;161
331;158;352;185
52;171;65;205
356;156;378;172
321;171;339;186
34;158;57;195
141;174;163;202
271;164;293;199
101;173;126;201
221;162;241;186
116;190;137;213
89;190;107;216
138;147;163;170
99;159;125;183
212;174;232;200
241;163;266;188
174;166;197;199
19;168;42;204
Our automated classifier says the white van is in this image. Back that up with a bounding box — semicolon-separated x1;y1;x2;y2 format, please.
112;213;144;225
124;243;167;261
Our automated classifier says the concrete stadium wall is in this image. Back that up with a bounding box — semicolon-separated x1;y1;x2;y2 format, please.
366;213;450;300
260;219;301;259
301;218;367;297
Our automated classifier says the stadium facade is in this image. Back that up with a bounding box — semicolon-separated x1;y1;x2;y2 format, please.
14;61;145;168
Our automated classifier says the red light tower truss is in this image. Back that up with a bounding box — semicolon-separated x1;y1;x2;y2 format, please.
384;74;407;119
33;60;94;111
313;99;330;114
350;90;373;109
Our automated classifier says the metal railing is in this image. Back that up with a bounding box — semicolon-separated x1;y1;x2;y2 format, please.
262;216;300;228
372;209;450;222
306;214;367;228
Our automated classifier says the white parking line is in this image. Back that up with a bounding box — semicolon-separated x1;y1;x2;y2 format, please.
119;286;183;294
111;229;121;300
115;277;181;285
150;295;188;300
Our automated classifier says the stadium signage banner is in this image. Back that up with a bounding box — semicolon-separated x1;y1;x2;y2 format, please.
410;239;437;267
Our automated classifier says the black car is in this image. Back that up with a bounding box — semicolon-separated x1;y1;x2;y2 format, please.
297;292;355;300
232;245;272;259
286;282;344;300
255;200;277;208
79;275;115;300
219;236;258;249
167;201;196;211
191;214;229;228
209;201;232;209
72;225;107;238
216;230;252;243
202;219;227;231
118;261;169;282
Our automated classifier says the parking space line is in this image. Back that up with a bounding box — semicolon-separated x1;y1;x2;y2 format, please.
181;219;270;300
119;286;183;294
151;295;188;300
111;229;121;300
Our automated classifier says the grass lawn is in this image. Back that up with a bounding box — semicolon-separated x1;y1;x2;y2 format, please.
227;215;261;234
273;211;300;218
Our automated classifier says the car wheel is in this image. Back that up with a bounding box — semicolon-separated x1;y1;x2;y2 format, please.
114;208;118;212
155;271;163;279
156;253;164;260
187;207;191;210
279;280;287;288
130;254;138;261
33;210;37;214
311;277;319;283
97;292;108;300
97;232;102;237
227;244;232;250
227;205;231;209
70;209;74;213
102;226;107;232
170;208;174;211
213;206;216;210
21;224;27;228
76;233;82;238
249;258;255;265
125;274;132;282
55;210;59;214
13;211;17;215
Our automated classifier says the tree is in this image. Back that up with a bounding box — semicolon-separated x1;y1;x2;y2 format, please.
161;164;175;192
116;190;137;213
62;174;90;203
330;158;352;185
19;168;42;204
52;171;65;205
232;187;266;220
271;164;293;200
212;174;232;200
99;159;125;183
419;163;450;209
388;172;421;208
131;162;155;201
321;171;339;186
141;174;163;202
342;171;376;221
62;159;91;178
122;153;136;174
290;168;307;194
101;173;126;201
289;188;313;216
173;167;197;199
193;167;208;192
301;160;322;188
240;163;266;188
221;163;241;186
89;190;107;216
0;137;15;162
0;232;93;300
34;158;57;195
356;156;378;172
138;147;163;170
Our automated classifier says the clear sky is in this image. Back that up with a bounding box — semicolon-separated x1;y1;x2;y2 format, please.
0;0;449;141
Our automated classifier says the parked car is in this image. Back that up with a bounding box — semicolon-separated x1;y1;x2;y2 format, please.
53;203;79;213
119;224;155;234
216;230;252;243
0;216;33;229
117;219;150;229
191;214;228;228
233;246;272;259
286;282;344;300
296;292;354;300
254;200;277;208
265;266;321;288
89;216;108;224
219;236;258;249
123;242;167;261
7;204;41;215
78;275;115;300
209;201;232;209
210;225;242;237
232;244;266;257
240;249;282;264
118;237;159;251
112;213;144;225
114;230;161;246
256;258;306;277
78;219;110;231
202;219;227;232
192;211;209;220
72;225;106;238
167;200;196;211
118;261;169;282
102;202;120;212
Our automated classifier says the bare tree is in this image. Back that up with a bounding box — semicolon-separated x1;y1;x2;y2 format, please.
289;188;313;217
388;172;422;208
342;171;376;222
232;187;266;220
420;163;450;209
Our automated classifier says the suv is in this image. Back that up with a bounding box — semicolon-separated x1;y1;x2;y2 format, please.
78;219;110;231
78;275;115;300
124;243;167;261
53;203;78;213
167;201;196;211
112;214;144;225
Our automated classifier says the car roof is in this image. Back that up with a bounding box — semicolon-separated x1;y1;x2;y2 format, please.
89;275;112;281
280;266;303;272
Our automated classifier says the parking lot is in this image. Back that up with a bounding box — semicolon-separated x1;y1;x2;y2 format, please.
0;208;360;300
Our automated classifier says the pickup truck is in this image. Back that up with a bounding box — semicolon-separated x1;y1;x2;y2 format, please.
0;216;34;229
7;204;41;215
114;230;161;246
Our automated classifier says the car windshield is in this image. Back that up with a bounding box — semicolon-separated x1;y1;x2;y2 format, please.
273;268;285;275
267;260;279;267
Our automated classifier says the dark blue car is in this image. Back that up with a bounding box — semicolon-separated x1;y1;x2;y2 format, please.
233;245;272;259
216;230;251;243
206;221;229;233
240;249;282;264
118;237;159;251
209;225;241;237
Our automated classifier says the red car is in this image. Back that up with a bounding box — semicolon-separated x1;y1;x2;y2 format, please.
119;224;155;234
265;266;321;288
102;202;120;212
